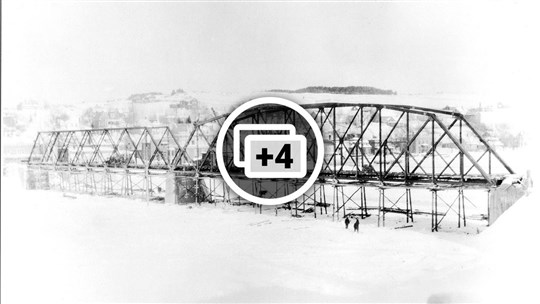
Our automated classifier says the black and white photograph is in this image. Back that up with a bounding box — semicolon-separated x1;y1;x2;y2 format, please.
1;0;539;303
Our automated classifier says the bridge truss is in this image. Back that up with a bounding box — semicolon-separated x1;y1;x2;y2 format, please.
26;103;516;231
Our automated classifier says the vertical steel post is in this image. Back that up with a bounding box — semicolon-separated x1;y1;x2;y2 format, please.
320;108;324;175
313;185;317;218
303;193;306;213
409;188;413;222
363;186;368;218
458;188;462;228
488;151;492;175
435;190;438;231
459;118;464;183
360;187;365;218
379;108;383;181
405;112;409;182
431;190;439;232
341;186;346;218
196;126;200;159
381;187;385;227
406;188;410;223
145;167;150;202
432;117;436;184
332;186;339;221
333;108;337;174
322;184;327;215
360;107;364;171
355;107;360;175
462;189;466;227
378;187;381;227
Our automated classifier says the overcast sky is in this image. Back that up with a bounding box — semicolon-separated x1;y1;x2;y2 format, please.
2;0;539;106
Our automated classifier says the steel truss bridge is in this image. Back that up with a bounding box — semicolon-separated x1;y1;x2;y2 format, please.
26;103;516;231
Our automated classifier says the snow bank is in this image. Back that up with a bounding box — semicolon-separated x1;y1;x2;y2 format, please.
1;175;486;303
478;190;540;303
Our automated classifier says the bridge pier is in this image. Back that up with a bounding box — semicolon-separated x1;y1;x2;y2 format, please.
165;172;207;204
25;167;49;190
430;187;485;232
378;187;414;228
333;184;370;222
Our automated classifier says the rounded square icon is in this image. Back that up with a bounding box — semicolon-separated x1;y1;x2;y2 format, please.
244;134;307;178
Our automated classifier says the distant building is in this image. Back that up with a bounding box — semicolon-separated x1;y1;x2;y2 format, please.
129;92;202;126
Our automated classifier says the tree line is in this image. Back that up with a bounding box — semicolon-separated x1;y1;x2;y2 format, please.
269;86;397;95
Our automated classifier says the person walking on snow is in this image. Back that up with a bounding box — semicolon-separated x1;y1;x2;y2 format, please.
344;216;350;229
353;218;359;233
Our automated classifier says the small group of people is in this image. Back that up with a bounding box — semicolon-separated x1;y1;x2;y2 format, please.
344;215;360;232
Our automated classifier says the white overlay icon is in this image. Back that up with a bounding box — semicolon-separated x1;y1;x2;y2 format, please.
233;124;307;178
215;97;324;205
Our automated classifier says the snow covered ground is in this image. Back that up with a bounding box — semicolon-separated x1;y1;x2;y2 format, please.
1;167;538;303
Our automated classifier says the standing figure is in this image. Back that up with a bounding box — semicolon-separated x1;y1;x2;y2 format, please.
353;218;359;232
344;216;350;229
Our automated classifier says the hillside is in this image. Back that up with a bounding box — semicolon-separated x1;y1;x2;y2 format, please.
269;86;397;95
